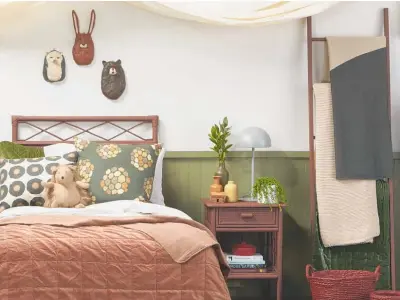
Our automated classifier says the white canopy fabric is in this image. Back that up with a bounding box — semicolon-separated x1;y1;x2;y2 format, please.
0;1;337;27
131;1;337;26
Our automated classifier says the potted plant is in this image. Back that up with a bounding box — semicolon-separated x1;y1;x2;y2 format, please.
251;177;286;208
208;117;232;187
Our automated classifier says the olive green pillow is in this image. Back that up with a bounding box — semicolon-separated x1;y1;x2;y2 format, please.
76;142;160;204
0;141;44;159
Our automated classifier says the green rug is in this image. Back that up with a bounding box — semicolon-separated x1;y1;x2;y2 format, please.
312;179;391;289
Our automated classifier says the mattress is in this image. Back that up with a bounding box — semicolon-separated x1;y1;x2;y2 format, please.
0;201;231;300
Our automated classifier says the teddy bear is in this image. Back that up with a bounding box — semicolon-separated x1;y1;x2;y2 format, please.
41;164;92;208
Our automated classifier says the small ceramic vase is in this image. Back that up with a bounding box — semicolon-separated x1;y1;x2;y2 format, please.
215;162;229;187
210;176;223;195
224;180;238;202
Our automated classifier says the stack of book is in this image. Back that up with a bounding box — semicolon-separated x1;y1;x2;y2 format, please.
225;252;266;270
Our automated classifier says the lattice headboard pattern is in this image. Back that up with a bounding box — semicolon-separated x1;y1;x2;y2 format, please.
12;116;159;147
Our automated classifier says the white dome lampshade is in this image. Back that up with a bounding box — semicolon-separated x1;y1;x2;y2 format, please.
236;127;271;149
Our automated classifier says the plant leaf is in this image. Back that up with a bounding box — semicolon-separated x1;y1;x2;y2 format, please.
211;126;217;136
223;117;228;127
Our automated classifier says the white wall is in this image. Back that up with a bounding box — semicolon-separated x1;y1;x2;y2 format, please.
0;1;399;151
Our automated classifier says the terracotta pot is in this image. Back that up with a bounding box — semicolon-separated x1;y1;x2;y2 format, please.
210;176;223;195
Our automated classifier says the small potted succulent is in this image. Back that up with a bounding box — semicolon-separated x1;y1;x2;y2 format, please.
208;117;232;187
251;177;286;208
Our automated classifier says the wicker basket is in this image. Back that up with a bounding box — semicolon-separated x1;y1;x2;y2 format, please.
371;291;400;300
306;264;380;300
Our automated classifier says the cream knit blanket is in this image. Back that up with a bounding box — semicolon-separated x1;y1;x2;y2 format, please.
314;83;380;247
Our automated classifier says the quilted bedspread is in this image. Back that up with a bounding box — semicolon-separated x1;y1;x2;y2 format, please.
0;215;231;300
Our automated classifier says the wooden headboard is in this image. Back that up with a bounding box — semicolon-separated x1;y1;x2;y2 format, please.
12;116;159;147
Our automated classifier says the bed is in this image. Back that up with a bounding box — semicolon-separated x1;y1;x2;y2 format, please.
0;115;231;300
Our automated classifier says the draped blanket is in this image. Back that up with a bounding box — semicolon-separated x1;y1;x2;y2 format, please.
314;83;380;247
326;37;393;180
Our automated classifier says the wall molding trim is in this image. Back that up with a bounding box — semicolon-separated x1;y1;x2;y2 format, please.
165;151;310;159
166;151;400;160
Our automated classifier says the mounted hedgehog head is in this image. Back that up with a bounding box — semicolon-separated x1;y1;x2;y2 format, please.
45;49;64;66
43;49;66;83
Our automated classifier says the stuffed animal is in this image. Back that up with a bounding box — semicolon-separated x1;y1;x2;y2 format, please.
42;165;91;208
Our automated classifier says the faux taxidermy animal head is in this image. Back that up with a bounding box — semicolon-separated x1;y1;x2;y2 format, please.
43;49;66;83
72;9;96;66
101;59;126;100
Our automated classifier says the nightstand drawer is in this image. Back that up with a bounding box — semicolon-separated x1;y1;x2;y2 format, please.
217;208;277;227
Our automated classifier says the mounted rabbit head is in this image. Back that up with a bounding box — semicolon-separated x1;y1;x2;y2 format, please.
72;9;96;66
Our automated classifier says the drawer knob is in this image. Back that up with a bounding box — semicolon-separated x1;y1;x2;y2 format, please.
240;212;254;218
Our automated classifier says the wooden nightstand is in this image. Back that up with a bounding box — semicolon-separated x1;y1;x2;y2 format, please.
202;199;284;300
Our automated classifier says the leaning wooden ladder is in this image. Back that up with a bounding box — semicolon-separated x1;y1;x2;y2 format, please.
306;8;396;289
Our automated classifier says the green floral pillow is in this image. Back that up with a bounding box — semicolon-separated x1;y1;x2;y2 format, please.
76;141;160;204
0;141;44;159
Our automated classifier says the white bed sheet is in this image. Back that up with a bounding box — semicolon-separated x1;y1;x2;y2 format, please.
0;200;192;220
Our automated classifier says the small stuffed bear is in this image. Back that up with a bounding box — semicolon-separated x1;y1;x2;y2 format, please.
42;165;91;208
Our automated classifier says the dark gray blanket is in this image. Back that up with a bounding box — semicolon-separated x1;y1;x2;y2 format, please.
327;37;393;179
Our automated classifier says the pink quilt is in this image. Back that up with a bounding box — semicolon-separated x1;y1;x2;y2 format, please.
0;215;231;300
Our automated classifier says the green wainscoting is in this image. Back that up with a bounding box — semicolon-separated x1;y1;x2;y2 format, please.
163;151;400;299
163;151;312;299
393;156;400;292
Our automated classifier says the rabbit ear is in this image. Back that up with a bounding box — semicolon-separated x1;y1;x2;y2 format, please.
102;61;107;66
88;9;96;34
116;59;121;65
72;10;80;35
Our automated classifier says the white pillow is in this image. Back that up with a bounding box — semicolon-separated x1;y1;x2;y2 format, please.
0;152;78;209
152;147;166;206
44;142;166;206
44;143;76;156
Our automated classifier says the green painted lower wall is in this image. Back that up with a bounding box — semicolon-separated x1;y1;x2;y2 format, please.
162;151;400;299
163;151;311;298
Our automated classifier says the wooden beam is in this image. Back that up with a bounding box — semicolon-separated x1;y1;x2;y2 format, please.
306;16;316;236
383;7;396;291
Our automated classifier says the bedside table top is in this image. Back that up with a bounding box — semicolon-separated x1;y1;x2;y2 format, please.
201;198;286;208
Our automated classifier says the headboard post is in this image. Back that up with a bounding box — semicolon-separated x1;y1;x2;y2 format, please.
12;115;20;143
152;116;159;144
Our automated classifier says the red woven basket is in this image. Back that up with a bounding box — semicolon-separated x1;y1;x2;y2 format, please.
371;291;400;300
306;264;381;300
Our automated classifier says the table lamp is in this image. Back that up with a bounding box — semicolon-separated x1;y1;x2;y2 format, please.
236;127;271;201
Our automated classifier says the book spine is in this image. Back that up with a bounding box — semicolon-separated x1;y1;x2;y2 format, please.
226;255;263;261
229;260;265;265
230;268;268;273
227;257;264;264
229;264;266;269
